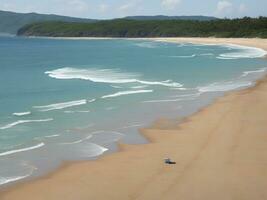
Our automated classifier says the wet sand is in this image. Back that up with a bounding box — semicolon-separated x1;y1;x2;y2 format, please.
1;38;267;200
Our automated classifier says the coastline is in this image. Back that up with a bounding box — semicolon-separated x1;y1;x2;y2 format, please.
1;37;267;200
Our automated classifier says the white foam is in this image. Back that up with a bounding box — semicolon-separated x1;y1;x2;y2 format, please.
143;98;184;103
198;81;253;93
0;143;45;157
241;68;267;77
130;85;148;89
119;123;144;129
101;90;153;99
13;112;31;117
171;92;201;98
64;110;90;114
216;56;239;60
0;175;30;185
44;134;60;138
169;54;196;58
34;99;87;112
88;99;96;103
200;53;214;56
59;135;92;145
218;44;267;59
45;68;183;88
0;118;53;130
111;85;123;89
136;80;182;87
135;42;157;48
45;67;140;83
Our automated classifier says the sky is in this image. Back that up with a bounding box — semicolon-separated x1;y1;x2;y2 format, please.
0;0;266;19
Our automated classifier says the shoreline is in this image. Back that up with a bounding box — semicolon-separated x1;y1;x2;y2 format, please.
1;37;267;200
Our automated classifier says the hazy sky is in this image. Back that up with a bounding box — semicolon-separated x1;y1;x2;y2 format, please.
0;0;266;19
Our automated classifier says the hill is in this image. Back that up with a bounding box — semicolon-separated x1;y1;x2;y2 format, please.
0;10;96;34
18;17;267;38
124;15;217;21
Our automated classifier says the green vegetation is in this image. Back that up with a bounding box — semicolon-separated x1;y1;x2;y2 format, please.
0;10;96;34
18;17;267;38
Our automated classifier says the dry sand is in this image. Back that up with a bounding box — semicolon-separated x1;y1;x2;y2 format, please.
1;38;267;200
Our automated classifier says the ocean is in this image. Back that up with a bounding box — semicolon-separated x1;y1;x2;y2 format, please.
0;36;266;186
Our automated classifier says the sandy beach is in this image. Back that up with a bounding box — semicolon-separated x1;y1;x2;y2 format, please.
1;37;267;200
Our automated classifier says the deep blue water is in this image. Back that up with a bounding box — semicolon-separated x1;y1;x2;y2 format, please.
0;36;266;186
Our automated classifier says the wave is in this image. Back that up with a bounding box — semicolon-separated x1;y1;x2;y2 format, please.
110;85;123;89
169;54;196;58
101;90;153;99
134;42;157;48
216;56;239;60
0;143;45;157
136;80;182;87
44;134;60;138
85;143;108;157
200;53;214;56
241;68;267;77
13;111;31;117
143;98;194;103
198;81;253;93
0;118;53;130
0;175;30;186
171;92;201;98
218;44;266;59
119;123;144;129
45;67;140;83
130;85;148;89
59;135;93;145
34;99;87;112
45;68;183;88
64;110;91;114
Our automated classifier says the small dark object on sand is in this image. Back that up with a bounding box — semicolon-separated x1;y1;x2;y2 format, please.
164;158;176;164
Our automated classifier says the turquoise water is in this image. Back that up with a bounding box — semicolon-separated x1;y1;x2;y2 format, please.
0;36;267;186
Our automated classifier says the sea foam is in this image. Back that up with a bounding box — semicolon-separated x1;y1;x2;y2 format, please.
0;119;53;130
101;90;153;99
198;81;253;93
0;175;29;185
218;44;267;59
169;54;196;58
0;143;45;157
34;99;87;112
13;112;31;117
241;68;267;77
45;68;183;88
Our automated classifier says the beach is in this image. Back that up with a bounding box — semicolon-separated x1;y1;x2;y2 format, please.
1;37;267;200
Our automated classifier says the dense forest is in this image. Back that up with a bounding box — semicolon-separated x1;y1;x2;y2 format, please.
0;10;96;34
18;17;267;38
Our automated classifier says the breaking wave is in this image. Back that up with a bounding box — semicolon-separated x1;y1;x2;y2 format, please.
102;90;153;99
13;112;31;117
169;54;196;58
198;81;253;93
0;119;53;130
0;143;45;157
241;68;267;77
34;99;87;112
218;44;266;59
45;68;183;88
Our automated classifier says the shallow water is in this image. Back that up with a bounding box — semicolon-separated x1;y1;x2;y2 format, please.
0;36;267;186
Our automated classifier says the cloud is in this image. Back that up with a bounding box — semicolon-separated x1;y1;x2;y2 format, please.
161;0;181;10
216;0;233;16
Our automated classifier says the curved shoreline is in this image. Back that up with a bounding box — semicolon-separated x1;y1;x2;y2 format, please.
1;38;267;200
